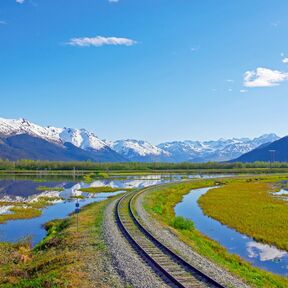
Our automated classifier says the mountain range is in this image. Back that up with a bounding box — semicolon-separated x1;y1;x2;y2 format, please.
232;136;288;163
0;117;281;163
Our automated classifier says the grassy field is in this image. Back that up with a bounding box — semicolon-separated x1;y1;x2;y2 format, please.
79;186;129;193
199;179;288;251
36;186;64;192
0;196;124;288
0;197;61;224
0;205;42;224
143;176;288;288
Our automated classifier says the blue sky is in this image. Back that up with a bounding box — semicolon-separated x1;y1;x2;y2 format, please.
1;0;288;143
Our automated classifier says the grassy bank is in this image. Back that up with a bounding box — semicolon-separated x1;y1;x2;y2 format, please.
143;176;288;288
0;197;62;224
199;179;288;251
79;186;129;193
0;196;124;288
36;186;64;192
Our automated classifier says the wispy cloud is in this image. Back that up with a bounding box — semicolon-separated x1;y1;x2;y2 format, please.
16;0;25;4
240;89;248;93
0;21;7;25
190;46;200;53
108;0;119;2
282;57;288;64
270;21;280;27
243;67;288;87
66;36;137;47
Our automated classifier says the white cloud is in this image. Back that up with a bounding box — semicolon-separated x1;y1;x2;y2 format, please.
66;36;137;47
109;0;119;2
243;67;288;87
240;89;248;93
226;79;234;83
16;0;25;3
282;57;288;64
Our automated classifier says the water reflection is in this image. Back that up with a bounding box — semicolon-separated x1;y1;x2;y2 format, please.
0;191;124;246
272;189;288;196
247;242;287;262
174;187;288;276
0;174;227;246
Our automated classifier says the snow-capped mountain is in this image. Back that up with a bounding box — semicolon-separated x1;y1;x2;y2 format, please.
0;117;61;144
0;117;108;151
0;117;281;162
107;139;171;162
0;117;125;162
232;136;288;163
158;134;280;162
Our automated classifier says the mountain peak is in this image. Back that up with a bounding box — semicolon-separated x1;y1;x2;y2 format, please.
157;133;280;162
0;117;108;151
109;139;170;161
0;117;282;163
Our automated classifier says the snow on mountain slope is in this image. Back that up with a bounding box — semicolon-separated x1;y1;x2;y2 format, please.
0;117;61;144
49;126;107;151
107;139;171;162
0;117;107;151
158;134;280;162
0;117;280;162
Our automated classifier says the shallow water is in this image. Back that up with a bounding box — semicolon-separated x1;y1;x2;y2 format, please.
0;175;173;245
174;187;288;277
0;191;124;246
0;174;223;246
0;174;228;246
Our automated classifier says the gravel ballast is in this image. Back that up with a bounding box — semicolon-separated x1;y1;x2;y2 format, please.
103;198;170;288
135;190;250;288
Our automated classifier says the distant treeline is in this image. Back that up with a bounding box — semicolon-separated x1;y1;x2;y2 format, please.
1;159;288;172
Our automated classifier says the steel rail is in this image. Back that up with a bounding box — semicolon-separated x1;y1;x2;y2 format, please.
115;184;226;288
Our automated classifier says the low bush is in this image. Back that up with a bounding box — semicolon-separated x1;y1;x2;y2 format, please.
170;216;194;230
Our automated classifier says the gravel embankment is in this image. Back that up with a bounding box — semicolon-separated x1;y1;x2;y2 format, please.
135;191;250;288
82;229;125;288
103;198;170;288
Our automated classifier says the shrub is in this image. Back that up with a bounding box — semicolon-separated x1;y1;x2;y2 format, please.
170;216;194;231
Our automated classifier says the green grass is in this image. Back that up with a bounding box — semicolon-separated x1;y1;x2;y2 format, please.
79;186;127;193
199;179;288;251
0;197;63;224
0;206;42;224
0;195;124;288
170;216;194;230
82;172;110;183
143;176;288;288
36;186;64;192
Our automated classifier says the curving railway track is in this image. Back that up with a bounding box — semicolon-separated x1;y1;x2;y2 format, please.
115;186;226;288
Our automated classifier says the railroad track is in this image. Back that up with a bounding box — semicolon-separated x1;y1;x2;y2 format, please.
115;186;226;288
